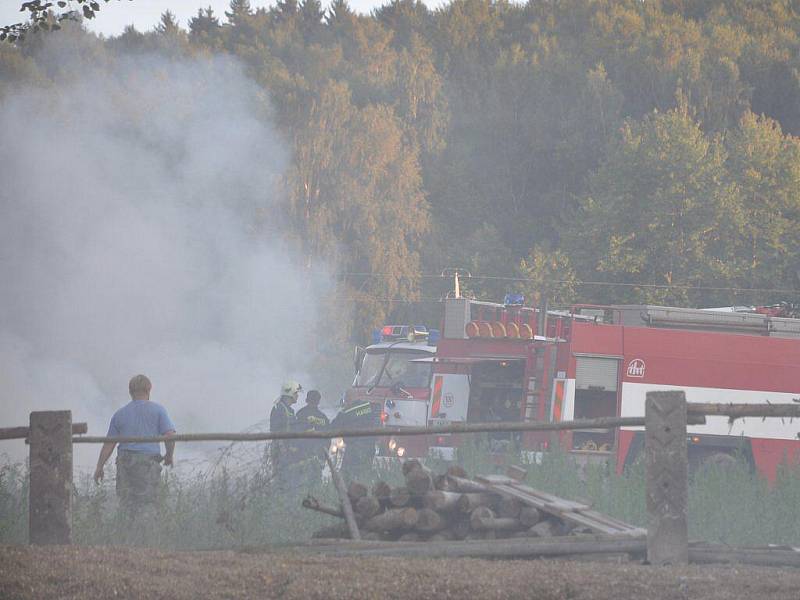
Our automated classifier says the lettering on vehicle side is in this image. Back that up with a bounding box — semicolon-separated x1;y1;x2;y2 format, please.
443;393;454;408
626;358;646;378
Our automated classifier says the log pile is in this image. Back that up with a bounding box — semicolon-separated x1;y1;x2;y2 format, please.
305;460;591;542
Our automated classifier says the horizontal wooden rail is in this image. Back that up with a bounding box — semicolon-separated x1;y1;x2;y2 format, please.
687;402;800;418
71;415;708;444
303;533;647;559
0;422;87;441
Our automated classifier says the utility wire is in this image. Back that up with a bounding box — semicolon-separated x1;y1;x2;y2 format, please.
335;271;800;296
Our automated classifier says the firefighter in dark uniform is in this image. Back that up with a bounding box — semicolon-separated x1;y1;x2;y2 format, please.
295;389;330;481
270;381;301;488
331;392;376;481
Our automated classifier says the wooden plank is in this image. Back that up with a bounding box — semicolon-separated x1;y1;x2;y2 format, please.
305;534;647;559
72;415;708;444
476;478;645;537
689;545;800;568
487;485;632;535
324;453;361;541
687;403;800;419
302;496;344;519
1;422;87;441
476;476;591;512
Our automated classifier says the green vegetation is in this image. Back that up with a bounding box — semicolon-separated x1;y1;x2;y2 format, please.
3;447;800;548
3;0;800;344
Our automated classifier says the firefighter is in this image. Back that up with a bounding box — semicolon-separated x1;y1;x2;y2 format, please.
331;392;376;482
294;389;330;481
296;390;330;441
270;381;302;486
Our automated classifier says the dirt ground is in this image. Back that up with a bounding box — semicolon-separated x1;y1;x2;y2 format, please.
2;544;800;599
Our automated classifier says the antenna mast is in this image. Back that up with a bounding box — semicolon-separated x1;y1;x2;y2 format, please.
442;268;471;300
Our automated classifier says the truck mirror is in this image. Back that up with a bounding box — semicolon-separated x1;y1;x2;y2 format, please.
354;345;366;372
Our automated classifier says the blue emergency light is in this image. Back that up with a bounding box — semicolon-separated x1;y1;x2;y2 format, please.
504;293;525;306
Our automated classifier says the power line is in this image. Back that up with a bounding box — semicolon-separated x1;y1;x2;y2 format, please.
336;271;800;297
276;269;800;302
466;276;800;296
352;296;443;304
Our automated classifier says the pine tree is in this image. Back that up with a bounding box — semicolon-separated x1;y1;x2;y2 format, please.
155;11;181;36
189;7;221;38
274;0;298;20
375;0;430;48
299;0;324;34
225;0;253;27
325;0;353;26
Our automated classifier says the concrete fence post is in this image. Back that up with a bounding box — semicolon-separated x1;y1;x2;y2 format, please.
29;410;73;545
645;391;688;565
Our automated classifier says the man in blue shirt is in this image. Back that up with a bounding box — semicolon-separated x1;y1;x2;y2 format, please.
94;374;176;511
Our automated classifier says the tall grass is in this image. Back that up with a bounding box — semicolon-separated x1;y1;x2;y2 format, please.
436;437;800;546
2;445;800;549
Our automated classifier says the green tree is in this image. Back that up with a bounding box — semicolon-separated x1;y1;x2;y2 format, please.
225;0;253;26
517;245;578;308
718;112;800;299
189;7;222;45
155;11;182;36
326;0;354;27
568;106;738;306
375;0;432;49
283;81;429;337
0;43;43;99
273;0;299;23
298;0;325;39
392;34;448;158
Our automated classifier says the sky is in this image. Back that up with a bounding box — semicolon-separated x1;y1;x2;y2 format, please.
0;0;442;37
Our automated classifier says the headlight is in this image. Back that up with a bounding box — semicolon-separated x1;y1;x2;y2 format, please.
396;447;405;457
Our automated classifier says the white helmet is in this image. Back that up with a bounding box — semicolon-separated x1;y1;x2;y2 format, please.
281;381;302;397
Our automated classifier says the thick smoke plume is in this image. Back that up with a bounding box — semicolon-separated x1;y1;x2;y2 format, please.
0;47;327;468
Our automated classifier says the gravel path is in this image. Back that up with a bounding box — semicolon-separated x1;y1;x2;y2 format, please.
2;544;800;599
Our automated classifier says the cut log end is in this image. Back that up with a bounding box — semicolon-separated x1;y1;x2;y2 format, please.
389;486;411;508
406;468;434;496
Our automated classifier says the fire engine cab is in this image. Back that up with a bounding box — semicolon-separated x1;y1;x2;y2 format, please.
350;297;800;480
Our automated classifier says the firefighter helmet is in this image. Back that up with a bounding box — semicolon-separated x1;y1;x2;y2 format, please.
281;381;302;397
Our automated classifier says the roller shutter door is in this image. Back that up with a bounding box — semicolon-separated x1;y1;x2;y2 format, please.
575;357;619;391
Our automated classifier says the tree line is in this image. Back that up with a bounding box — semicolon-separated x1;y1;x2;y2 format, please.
2;0;800;341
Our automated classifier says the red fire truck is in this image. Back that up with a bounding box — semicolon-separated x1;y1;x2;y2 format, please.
349;297;800;480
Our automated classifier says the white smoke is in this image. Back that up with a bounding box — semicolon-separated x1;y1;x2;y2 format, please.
0;46;328;469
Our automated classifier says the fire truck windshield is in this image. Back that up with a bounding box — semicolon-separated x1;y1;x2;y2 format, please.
355;350;433;389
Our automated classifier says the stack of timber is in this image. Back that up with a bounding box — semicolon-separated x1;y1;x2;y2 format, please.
304;460;645;544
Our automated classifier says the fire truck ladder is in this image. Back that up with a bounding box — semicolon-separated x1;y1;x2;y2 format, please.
527;342;559;422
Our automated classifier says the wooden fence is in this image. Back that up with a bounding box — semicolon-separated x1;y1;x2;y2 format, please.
4;392;800;565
